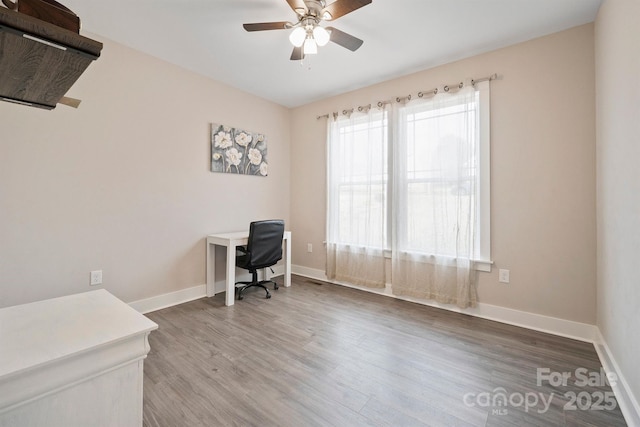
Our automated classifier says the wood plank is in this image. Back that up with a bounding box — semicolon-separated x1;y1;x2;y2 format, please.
0;29;93;107
143;275;627;427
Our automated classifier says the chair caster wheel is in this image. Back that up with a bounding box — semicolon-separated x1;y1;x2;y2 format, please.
238;295;244;300
274;284;279;290
266;293;271;299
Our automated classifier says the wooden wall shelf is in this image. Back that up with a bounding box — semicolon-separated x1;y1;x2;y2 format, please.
0;6;102;109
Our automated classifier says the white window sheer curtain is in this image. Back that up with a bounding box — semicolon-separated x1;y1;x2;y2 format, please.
325;83;486;307
391;86;479;308
326;107;388;288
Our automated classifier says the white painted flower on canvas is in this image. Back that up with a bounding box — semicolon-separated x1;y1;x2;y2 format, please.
211;123;268;176
225;148;242;169
213;131;232;149
235;132;252;147
248;148;262;165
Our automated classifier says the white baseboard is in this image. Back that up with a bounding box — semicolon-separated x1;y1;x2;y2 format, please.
128;265;286;314
594;329;640;427
128;264;596;341
271;264;285;278
467;303;597;343
291;265;596;342
209;264;286;294
128;285;206;314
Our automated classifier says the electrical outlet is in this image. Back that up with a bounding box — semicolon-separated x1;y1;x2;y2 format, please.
307;243;313;253
90;270;102;286
499;269;510;284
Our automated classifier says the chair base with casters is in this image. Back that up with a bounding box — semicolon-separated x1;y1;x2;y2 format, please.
235;270;279;300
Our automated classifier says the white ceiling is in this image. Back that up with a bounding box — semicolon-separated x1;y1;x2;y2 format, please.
62;0;601;108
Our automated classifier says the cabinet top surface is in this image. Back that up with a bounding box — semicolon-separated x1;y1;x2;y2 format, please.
0;289;157;378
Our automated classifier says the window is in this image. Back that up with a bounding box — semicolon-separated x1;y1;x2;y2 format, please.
327;109;388;251
327;81;491;274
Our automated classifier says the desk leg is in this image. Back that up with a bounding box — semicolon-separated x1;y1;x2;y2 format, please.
206;241;215;297
284;236;291;287
225;245;236;306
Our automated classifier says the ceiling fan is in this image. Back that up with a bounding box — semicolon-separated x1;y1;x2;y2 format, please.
243;0;371;60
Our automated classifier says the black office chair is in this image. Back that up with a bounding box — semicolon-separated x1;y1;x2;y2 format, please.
235;219;285;300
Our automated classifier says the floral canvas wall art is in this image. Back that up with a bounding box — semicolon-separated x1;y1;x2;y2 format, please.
211;123;268;176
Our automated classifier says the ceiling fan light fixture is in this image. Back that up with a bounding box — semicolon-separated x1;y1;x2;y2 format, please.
313;26;330;46
303;37;318;55
289;27;306;47
243;0;372;61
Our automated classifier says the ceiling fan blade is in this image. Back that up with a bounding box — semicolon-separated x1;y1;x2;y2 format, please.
327;27;364;51
243;22;290;32
290;46;305;61
285;0;307;15
321;0;372;21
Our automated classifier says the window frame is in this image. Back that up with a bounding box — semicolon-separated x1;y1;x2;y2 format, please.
476;80;492;271
327;81;492;272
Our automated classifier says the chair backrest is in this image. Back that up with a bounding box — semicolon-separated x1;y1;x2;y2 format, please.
246;219;285;269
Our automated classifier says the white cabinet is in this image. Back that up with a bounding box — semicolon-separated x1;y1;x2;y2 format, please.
0;290;157;426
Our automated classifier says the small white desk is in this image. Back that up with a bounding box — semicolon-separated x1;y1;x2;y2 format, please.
206;230;291;306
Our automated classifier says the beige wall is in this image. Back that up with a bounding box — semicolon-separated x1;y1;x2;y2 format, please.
0;23;600;327
0;36;291;307
291;24;596;324
595;0;640;407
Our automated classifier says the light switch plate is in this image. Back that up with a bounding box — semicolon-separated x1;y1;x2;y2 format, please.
499;269;510;284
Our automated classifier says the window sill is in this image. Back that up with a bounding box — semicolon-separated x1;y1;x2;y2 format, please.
325;242;492;272
473;260;493;272
381;249;492;272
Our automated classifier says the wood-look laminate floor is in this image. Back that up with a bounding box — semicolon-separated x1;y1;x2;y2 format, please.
142;275;627;427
